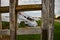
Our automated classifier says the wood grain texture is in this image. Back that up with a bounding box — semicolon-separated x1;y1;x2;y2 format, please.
15;0;18;40
0;28;41;35
0;0;2;29
0;0;2;39
9;0;16;40
41;0;54;40
0;4;42;13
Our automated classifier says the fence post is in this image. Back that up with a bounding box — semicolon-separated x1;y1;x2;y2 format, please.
15;0;18;30
0;0;2;29
9;0;17;40
15;0;18;40
41;0;54;40
0;0;2;39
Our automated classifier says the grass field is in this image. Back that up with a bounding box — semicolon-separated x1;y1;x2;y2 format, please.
2;21;60;40
17;21;60;40
18;22;60;40
54;22;60;40
17;34;40;40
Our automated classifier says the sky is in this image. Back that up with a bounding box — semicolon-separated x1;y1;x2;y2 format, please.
1;0;60;17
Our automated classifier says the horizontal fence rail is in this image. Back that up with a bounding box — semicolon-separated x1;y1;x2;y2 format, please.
0;4;42;13
0;28;41;35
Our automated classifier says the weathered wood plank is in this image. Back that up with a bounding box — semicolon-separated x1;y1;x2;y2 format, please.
0;4;42;13
0;0;2;30
0;29;10;35
0;0;2;39
15;0;18;30
0;0;2;29
41;0;54;40
15;0;18;40
9;0;16;40
0;28;41;35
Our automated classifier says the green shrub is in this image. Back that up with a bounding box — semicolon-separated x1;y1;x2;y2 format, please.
2;21;9;29
36;20;41;26
18;21;27;28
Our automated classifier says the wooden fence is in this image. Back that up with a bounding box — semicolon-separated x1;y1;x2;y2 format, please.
0;0;54;40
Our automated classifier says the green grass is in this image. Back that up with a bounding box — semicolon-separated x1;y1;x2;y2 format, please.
17;34;40;40
54;22;60;40
2;21;60;40
17;22;60;40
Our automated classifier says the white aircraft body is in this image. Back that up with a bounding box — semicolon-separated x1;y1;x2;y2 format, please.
18;13;38;27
